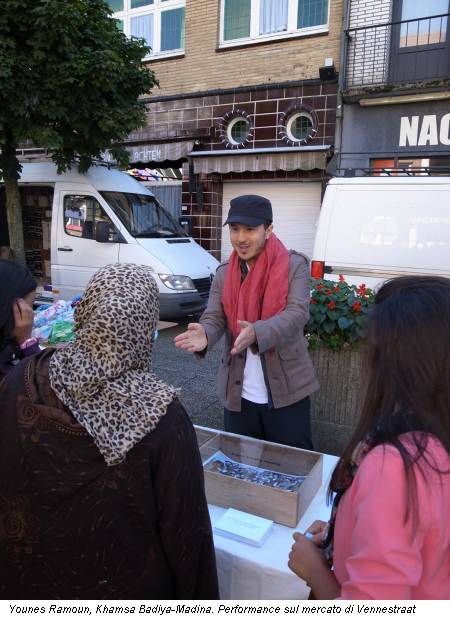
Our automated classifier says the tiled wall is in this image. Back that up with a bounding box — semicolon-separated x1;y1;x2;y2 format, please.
181;168;326;259
182;169;224;256
131;81;337;148
133;80;337;258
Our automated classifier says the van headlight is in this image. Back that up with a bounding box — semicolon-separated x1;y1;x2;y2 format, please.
158;274;196;291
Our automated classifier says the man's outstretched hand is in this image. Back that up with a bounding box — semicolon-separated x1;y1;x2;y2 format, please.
230;320;256;355
174;323;208;353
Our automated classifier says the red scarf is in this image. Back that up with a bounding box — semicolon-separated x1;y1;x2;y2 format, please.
222;234;289;341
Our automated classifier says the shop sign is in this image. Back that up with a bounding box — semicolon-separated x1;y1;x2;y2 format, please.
399;113;450;147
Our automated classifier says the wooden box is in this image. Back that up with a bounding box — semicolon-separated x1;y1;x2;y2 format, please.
194;425;219;448
200;432;323;528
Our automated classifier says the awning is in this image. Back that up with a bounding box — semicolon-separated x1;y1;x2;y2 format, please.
126;140;194;164
190;146;329;174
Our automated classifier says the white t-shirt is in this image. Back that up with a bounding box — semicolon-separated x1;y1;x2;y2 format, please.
242;347;268;404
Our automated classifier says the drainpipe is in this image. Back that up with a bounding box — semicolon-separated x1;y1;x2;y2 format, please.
331;0;351;176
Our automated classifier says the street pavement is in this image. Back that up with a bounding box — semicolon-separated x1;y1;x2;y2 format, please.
152;322;225;429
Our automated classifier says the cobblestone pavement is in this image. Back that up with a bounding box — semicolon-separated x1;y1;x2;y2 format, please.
152;322;225;430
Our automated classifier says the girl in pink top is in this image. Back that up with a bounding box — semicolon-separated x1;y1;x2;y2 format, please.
288;276;450;600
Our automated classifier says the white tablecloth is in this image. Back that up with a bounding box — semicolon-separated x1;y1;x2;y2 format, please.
209;453;338;600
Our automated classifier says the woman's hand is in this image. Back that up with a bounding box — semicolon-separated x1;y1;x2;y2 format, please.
288;532;329;584
12;299;34;345
288;532;340;599
305;519;329;546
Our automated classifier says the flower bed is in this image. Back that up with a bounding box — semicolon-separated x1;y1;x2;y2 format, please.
306;276;374;351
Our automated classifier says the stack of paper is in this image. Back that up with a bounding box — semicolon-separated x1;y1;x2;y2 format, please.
213;508;274;547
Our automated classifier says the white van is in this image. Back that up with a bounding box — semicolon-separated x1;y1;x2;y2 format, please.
1;163;219;319
311;177;450;289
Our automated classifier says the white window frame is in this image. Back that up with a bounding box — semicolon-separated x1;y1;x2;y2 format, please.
111;0;185;60
219;0;329;48
227;117;251;145
286;112;313;142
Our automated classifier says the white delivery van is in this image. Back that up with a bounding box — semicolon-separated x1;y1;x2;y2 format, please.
311;177;450;289
1;163;219;319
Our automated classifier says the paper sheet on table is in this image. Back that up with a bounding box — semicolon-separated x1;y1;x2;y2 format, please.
203;450;306;492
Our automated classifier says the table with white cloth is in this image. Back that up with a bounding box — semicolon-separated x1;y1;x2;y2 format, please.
208;452;338;600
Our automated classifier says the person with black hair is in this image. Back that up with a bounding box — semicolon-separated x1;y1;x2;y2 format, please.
0;259;39;380
175;195;318;449
288;276;450;600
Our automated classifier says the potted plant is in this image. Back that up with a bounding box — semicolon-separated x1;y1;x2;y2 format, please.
306;276;374;455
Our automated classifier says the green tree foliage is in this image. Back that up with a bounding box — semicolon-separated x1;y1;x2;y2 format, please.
0;0;157;262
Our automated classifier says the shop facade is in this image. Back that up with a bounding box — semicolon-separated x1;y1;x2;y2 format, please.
336;0;450;176
125;79;338;261
340;100;450;173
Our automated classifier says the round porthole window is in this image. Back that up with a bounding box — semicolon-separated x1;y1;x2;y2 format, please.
287;113;313;142
216;109;254;149
228;117;251;145
278;104;318;146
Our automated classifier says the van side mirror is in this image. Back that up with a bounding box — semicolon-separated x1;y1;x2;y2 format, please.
95;221;125;243
179;216;192;236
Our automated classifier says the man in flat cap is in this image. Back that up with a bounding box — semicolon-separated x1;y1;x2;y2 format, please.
175;194;318;448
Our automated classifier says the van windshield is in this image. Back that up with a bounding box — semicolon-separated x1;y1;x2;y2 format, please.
100;191;187;238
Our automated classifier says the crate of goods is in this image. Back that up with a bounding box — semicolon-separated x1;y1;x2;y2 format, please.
200;432;323;528
194;425;219;448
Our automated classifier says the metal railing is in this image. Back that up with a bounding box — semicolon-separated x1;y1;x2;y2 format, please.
344;13;450;90
337;166;450;177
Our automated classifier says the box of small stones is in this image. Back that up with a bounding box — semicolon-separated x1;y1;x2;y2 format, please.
199;431;323;528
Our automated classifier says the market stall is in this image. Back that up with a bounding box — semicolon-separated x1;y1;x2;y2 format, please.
195;426;338;600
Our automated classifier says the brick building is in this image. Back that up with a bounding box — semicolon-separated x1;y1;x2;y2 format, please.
109;0;344;260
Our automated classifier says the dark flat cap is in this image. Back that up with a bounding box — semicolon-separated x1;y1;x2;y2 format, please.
223;195;273;227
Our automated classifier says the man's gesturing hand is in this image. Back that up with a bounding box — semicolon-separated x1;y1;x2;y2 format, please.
174;323;208;353
230;320;256;355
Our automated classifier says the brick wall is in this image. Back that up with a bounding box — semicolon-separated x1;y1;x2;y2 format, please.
348;0;391;27
145;0;344;97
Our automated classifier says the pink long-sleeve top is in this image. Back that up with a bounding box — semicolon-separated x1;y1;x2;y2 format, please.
333;434;450;600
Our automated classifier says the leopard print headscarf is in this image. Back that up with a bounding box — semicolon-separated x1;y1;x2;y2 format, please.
49;263;178;466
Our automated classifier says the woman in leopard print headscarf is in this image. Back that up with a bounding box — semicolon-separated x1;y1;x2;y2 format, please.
49;263;178;465
0;263;218;600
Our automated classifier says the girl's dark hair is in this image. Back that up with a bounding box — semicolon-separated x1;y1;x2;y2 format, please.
330;276;450;519
0;259;37;349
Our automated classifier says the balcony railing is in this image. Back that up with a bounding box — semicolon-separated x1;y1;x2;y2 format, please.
344;13;450;90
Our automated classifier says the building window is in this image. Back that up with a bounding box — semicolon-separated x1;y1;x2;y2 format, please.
399;0;448;48
279;105;318;145
220;0;329;47
108;0;185;58
228;117;251;145
371;157;450;175
217;109;254;149
287;113;313;142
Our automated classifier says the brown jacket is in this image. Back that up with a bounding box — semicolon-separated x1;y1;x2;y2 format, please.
200;251;319;411
0;350;219;600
